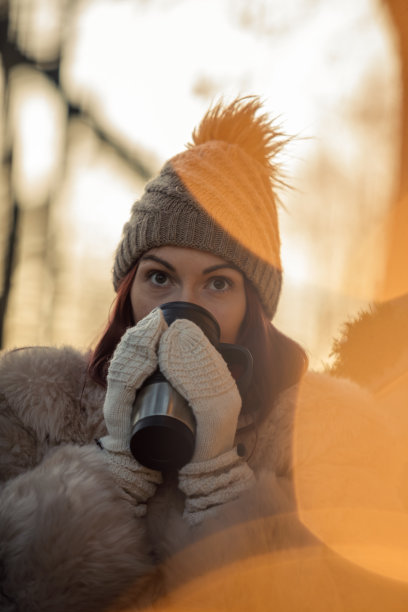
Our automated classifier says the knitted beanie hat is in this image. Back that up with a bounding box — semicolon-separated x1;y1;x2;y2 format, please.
113;97;286;319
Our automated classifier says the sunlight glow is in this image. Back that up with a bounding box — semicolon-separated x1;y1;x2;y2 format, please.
55;123;145;261
10;68;65;208
293;373;408;582
4;0;400;364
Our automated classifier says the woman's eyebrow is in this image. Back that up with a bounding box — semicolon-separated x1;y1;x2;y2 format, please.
140;255;239;275
203;263;241;274
140;255;175;271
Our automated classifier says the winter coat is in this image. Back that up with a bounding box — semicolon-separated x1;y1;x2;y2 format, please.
0;345;407;612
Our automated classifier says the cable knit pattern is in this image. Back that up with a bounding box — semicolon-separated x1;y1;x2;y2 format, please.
103;450;163;516
178;450;256;525
100;308;167;508
158;319;241;462
101;308;168;452
158;320;255;525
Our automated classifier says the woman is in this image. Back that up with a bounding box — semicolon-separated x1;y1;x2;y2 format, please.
0;98;406;612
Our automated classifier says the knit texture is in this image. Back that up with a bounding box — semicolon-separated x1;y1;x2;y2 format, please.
158;317;255;525
100;308;167;512
113;97;285;318
104;450;162;516
178;450;256;525
158;319;241;462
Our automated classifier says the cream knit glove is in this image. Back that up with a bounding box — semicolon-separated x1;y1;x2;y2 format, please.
100;308;168;515
159;319;255;525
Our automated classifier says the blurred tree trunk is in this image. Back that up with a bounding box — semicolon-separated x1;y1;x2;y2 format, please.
381;0;408;300
0;200;19;349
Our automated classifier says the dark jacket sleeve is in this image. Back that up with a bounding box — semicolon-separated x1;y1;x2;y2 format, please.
0;348;157;612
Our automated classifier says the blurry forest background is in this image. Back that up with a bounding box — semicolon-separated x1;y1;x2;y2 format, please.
0;0;407;369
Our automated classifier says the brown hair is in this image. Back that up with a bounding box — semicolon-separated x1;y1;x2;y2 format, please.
88;267;308;422
88;266;137;385
236;280;308;423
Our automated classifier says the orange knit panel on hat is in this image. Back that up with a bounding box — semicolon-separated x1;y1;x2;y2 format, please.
170;141;282;272
169;97;283;271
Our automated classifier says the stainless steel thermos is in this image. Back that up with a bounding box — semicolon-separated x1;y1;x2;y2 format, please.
129;301;253;471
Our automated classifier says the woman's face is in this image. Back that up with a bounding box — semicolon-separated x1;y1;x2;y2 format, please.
130;246;246;343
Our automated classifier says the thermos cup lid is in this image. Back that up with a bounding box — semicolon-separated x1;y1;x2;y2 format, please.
159;301;220;347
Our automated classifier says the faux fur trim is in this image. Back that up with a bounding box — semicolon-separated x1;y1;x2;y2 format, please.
329;294;408;391
0;346;106;446
0;445;159;611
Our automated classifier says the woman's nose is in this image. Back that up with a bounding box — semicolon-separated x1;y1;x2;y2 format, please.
179;286;201;307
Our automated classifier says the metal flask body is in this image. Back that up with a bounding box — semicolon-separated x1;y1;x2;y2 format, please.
129;302;220;472
129;301;253;472
130;373;196;471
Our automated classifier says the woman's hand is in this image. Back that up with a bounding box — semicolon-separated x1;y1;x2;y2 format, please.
158;318;241;462
99;307;168;513
102;307;168;451
158;319;255;524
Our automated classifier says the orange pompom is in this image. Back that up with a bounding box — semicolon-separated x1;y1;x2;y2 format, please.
189;96;287;178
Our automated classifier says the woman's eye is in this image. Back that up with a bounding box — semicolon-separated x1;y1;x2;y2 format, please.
148;271;170;286
209;277;231;291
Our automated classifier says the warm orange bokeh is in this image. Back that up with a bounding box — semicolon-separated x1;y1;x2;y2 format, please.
111;519;408;612
171;140;281;272
380;194;408;303
293;372;408;584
